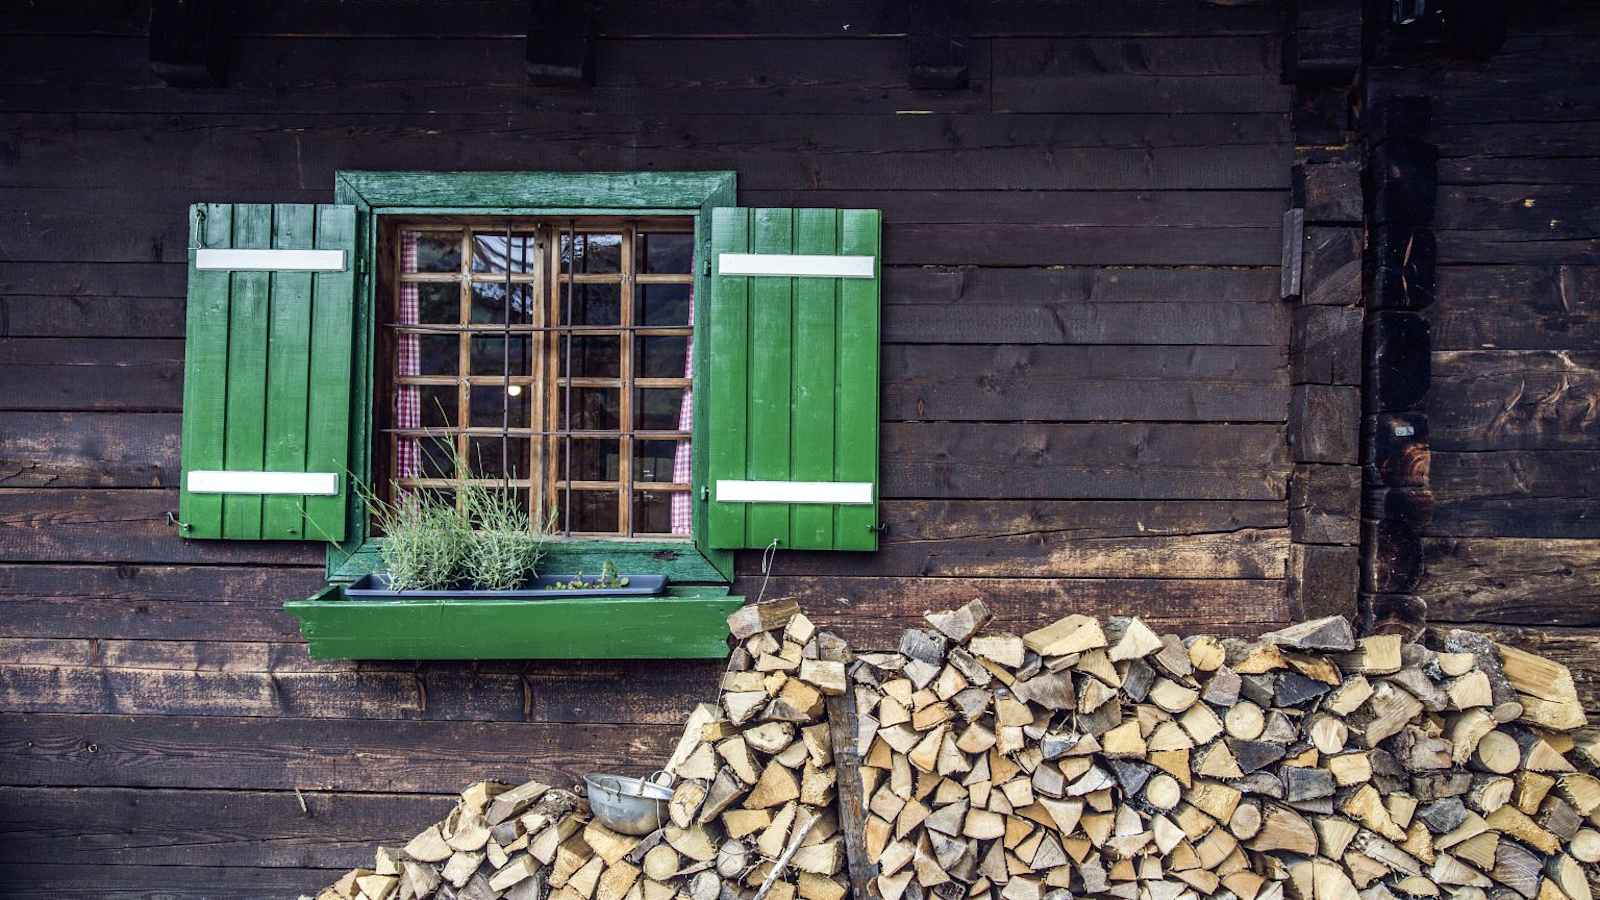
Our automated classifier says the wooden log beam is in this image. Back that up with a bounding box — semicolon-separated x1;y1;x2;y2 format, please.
1362;519;1424;595
1363;412;1429;489
1369;224;1437;310
1369;138;1438;226
1365;311;1431;413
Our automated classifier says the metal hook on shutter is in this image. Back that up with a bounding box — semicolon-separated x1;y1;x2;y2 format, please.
754;537;780;605
165;510;192;533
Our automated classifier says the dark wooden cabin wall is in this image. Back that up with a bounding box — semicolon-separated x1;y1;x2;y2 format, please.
1368;4;1600;721
0;3;1291;895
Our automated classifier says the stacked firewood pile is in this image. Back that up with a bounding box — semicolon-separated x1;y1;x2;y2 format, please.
850;600;1598;900
312;599;1600;900
314;599;851;900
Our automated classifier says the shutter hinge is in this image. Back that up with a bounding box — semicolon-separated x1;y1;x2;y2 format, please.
700;485;709;501
702;257;712;276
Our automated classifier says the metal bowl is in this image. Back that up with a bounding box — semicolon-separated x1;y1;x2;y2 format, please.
585;772;673;835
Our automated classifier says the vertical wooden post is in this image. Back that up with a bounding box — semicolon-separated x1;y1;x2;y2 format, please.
819;631;876;900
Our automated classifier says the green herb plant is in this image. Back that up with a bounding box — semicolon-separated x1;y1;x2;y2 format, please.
356;432;555;592
549;559;631;591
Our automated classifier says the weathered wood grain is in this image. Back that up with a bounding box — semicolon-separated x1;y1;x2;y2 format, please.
882;422;1290;500
0;862;331;900
1429;350;1600;451
884;301;1288;346
0;339;183;412
0;651;721;722
0;563;322;641
0;490;323;565
0;712;678;792
741;499;1287;579
0;785;444;869
1436;623;1600;721
1424;538;1600;627
1429;265;1599;351
0;412;177;488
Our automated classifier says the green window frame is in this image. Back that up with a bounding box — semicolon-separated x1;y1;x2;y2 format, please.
327;170;738;587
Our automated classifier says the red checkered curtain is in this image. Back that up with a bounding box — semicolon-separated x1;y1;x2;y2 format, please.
395;232;422;479
671;291;694;535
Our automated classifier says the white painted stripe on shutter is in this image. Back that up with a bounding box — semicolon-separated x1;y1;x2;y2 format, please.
718;253;875;279
187;470;341;496
716;480;874;505
195;248;347;271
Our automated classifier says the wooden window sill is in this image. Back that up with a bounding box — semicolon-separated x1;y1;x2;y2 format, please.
285;585;742;660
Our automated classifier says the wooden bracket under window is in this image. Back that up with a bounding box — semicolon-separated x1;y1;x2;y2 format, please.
149;0;229;87
526;0;595;86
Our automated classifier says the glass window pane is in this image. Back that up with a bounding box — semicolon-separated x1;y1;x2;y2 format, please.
637;388;687;431
634;439;686;484
415;385;459;428
560;232;621;274
558;282;621;327
636;232;693;274
562;335;620;379
471;384;531;429
633;491;674;534
558;438;620;482
407;333;458;376
417;436;456;479
636;284;692;326
472;232;537;274
467;437;531;480
562;387;620;431
471;335;531;377
635;334;689;379
564;489;619;533
412;283;459;325
396;486;456;512
411;232;462;273
471;282;535;326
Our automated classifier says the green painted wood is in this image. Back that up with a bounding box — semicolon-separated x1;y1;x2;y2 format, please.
222;204;273;540
263;204;314;539
330;171;736;582
285;589;743;660
706;207;750;549
693;176;739;582
328;539;732;585
178;204;233;540
336;171;736;212
304;205;357;541
179;202;356;542
747;208;795;548
836;209;882;550
791;208;840;550
705;207;881;550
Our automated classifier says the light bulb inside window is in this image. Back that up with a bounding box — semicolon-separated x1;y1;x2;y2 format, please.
506;384;523;397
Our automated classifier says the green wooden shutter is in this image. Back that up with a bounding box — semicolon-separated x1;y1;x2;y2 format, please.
703;207;881;551
178;203;357;541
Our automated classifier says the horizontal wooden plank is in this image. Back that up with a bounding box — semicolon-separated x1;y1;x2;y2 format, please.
1369;35;1600;125
0;36;991;116
884;301;1287;346
1435;119;1600;164
887;223;1280;266
1429;449;1600;538
2;333;1289;417
0;563;323;641
0;339;182;412
0;862;330;900
1;113;1290;194
0;489;324;566
1423;537;1600;627
1438;231;1600;266
992;37;1290;114
881;422;1290;500
1429;265;1600;351
0;785;439;869
2;0;1284;38
0;412;176;488
0;262;1286;340
726;576;1292;651
1429;350;1600;451
883;345;1287;420
0;712;678;792
0;648;722;722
